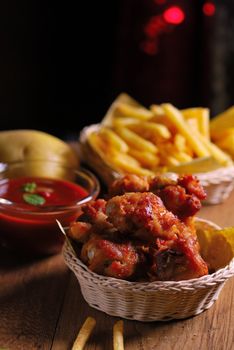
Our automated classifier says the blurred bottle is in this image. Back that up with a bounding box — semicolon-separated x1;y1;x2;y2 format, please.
203;0;234;115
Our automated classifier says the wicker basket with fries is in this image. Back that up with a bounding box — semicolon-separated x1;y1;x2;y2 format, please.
79;94;234;205
63;218;234;322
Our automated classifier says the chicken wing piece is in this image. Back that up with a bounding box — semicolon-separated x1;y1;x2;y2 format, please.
68;221;92;243
108;174;206;220
81;235;139;279
177;174;206;200
106;192;208;280
108;174;149;197
106;192;179;241
156;185;201;219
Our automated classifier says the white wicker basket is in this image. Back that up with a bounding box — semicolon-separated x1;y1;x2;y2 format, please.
79;124;234;205
63;219;234;322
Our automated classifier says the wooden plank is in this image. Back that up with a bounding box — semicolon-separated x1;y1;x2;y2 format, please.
0;253;69;350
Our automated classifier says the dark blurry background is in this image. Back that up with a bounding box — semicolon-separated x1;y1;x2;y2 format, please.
0;0;234;140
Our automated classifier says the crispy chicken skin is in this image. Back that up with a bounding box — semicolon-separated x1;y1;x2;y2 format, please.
109;174;149;197
108;174;206;220
68;189;208;281
106;192;208;280
80;235;139;279
106;192;179;241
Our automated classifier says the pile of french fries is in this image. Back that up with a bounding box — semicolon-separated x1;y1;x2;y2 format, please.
86;94;233;176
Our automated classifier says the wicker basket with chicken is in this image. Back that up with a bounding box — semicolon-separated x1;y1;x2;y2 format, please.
63;174;234;321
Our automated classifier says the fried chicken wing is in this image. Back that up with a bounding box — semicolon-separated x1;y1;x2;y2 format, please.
81;235;139;279
106;192;178;241
108;174;206;221
109;174;149;197
68;221;92;243
106;192;208;280
177;174;206;200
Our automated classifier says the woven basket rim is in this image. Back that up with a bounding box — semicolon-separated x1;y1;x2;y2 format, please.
63;218;234;292
79;123;234;184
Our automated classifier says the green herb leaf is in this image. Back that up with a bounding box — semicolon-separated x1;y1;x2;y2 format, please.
22;182;37;193
23;193;45;206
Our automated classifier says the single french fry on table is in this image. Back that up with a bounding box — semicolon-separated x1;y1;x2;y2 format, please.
72;316;96;350
113;320;124;350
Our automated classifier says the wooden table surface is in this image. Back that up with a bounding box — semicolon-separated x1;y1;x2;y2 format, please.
1;191;234;350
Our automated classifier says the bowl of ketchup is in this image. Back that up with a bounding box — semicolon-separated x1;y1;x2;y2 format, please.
0;161;100;256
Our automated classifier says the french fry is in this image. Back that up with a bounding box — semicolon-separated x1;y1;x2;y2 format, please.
88;132;107;156
190;127;233;166
215;133;234;159
113;118;171;141
72;316;96;350
210;105;234;135
114;126;158;154
150;104;165;116
113;320;124;350
161;103;210;157
102;93;143;126
111;152;155;175
115;102;153;120
211;127;234;141
182;107;210;139
128;148;160;168
164;155;180;166
99;127;129;153
157;144;180;166
186;118;199;132
173;151;193;163
174;134;187;152
128;121;171;140
112;117;141;127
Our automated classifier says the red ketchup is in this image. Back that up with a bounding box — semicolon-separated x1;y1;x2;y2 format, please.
0;176;89;256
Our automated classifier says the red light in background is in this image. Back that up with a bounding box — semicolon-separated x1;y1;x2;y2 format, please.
141;40;158;55
144;16;166;38
163;6;185;25
203;2;216;16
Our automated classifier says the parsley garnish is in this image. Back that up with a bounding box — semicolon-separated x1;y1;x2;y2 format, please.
22;182;37;193
23;193;45;206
